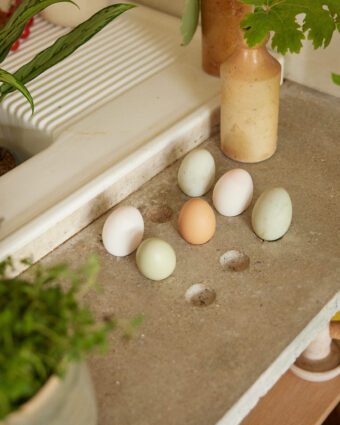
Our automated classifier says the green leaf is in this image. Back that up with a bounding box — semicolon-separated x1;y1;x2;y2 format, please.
301;0;336;49
241;9;273;48
326;0;340;29
0;3;136;100
239;0;340;55
0;0;76;64
331;72;340;85
130;314;144;328
0;257;12;277
0;68;33;111
180;0;200;46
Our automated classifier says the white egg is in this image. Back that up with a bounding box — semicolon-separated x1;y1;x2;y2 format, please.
102;206;144;256
213;169;253;216
252;187;292;241
178;149;216;197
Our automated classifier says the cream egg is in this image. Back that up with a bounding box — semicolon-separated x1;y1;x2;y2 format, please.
213;169;253;216
178;149;216;197
102;206;144;256
136;238;176;281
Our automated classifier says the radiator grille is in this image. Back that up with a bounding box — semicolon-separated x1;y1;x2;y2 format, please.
1;12;178;135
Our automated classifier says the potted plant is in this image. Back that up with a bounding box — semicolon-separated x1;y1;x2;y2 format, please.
0;0;135;175
0;255;142;425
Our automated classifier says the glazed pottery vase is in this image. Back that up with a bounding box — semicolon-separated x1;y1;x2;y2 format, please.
1;363;97;425
220;31;281;163
201;0;251;76
41;0;109;28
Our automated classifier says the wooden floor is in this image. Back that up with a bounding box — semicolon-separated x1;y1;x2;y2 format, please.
241;371;340;425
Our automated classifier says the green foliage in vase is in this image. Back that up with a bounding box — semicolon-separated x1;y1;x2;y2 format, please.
0;0;135;111
240;0;340;54
239;0;340;84
0;256;142;420
180;0;339;84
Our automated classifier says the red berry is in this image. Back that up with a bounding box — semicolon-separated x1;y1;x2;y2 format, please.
0;11;6;26
21;26;30;39
7;7;15;17
11;40;20;51
27;17;34;28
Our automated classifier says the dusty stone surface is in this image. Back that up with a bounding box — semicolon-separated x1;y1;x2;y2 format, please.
41;81;340;425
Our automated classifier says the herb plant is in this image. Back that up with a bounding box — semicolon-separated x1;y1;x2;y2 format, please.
0;256;141;420
0;0;135;111
180;0;340;85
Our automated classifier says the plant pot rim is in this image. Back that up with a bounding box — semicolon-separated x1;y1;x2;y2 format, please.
0;362;79;424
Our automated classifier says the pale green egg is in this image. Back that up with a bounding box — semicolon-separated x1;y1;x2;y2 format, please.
136;238;176;281
252;187;292;241
178;149;215;197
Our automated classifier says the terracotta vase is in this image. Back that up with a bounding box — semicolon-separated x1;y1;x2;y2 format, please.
1;363;97;425
41;0;109;28
201;0;251;77
220;31;281;163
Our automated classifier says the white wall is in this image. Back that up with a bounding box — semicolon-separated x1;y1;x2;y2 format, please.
136;0;184;17
284;33;340;97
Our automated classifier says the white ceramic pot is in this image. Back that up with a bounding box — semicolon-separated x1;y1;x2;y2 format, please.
41;0;109;28
1;363;97;425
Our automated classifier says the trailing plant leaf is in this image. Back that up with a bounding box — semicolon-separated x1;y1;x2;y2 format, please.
120;313;144;340
331;72;340;85
0;0;76;64
0;68;33;110
240;0;340;54
0;3;135;101
180;0;200;46
0;255;142;419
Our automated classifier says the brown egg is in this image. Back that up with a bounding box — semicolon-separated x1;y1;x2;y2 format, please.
178;198;216;245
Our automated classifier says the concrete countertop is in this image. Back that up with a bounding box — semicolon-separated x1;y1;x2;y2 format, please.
40;81;340;425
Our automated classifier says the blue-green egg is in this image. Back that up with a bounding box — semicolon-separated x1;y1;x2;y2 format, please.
252;187;292;241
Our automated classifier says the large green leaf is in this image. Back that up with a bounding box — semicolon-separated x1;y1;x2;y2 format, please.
331;72;340;85
240;0;340;55
180;0;200;46
0;0;76;64
0;68;33;111
0;4;136;100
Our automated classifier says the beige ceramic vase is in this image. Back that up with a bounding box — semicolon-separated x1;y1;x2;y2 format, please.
41;0;109;28
1;363;97;425
220;31;281;163
201;0;251;76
